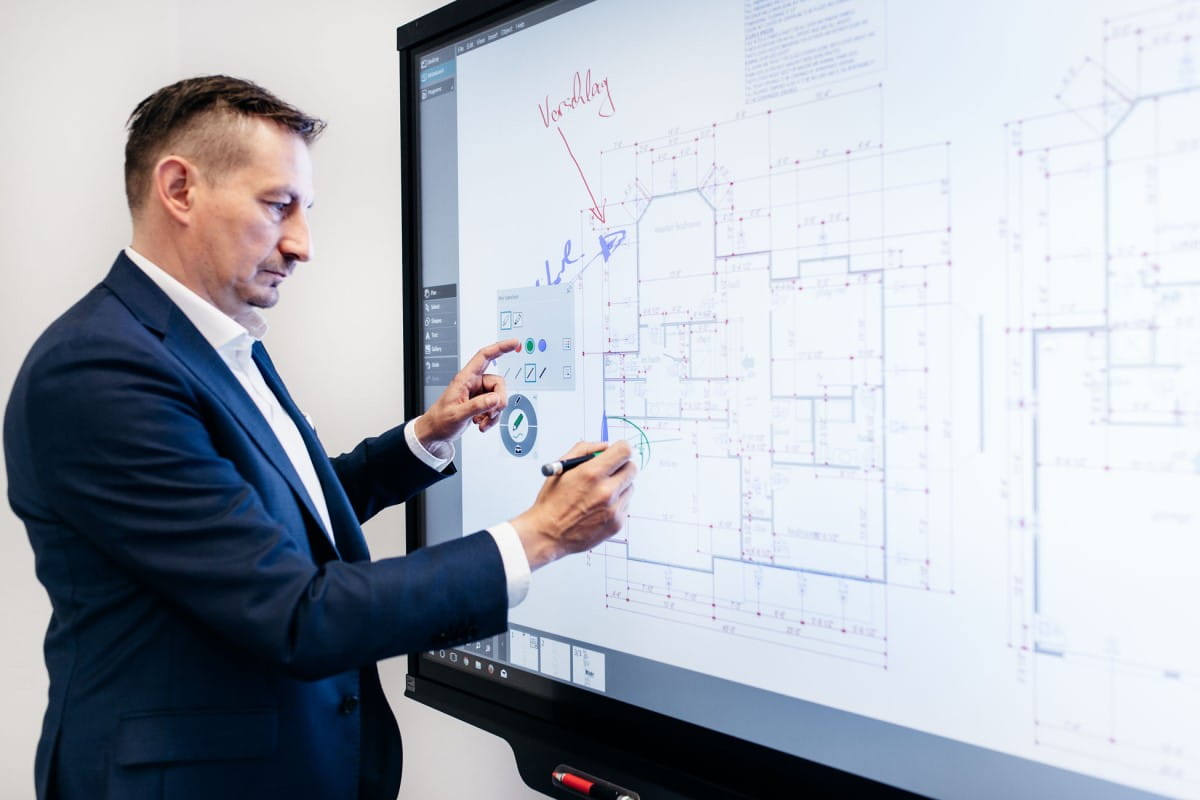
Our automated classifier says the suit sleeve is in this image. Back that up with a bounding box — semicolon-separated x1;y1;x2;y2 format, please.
14;334;507;680
328;423;450;524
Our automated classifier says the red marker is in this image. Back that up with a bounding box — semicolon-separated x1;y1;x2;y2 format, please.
552;768;637;800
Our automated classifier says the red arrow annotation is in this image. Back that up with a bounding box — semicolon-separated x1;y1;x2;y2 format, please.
537;68;616;225
558;127;606;223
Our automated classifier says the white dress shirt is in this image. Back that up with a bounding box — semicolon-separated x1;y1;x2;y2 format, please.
124;247;530;606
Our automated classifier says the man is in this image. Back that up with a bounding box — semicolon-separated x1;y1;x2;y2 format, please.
3;75;636;800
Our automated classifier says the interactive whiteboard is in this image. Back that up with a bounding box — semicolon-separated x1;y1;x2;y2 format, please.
404;1;1200;796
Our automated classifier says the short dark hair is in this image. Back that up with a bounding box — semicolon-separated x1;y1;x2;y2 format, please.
124;75;326;214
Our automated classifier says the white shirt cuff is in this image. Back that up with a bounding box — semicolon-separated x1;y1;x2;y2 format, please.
487;522;531;608
404;416;455;470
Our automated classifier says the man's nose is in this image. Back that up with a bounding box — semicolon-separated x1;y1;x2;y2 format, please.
281;208;313;263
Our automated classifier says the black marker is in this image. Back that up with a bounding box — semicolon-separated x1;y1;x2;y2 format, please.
540;450;604;476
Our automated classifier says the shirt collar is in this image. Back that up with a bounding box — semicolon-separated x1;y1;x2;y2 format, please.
124;246;268;348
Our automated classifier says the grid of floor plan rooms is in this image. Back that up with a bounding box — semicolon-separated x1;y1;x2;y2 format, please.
1003;2;1200;782
574;81;955;669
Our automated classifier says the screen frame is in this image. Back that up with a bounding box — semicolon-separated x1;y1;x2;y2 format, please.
396;1;913;796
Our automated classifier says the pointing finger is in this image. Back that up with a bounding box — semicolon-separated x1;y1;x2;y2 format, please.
461;339;521;378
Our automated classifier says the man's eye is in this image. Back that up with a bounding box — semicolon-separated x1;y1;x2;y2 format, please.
267;201;290;214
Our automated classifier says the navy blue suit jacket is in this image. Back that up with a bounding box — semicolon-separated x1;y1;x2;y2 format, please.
3;253;508;799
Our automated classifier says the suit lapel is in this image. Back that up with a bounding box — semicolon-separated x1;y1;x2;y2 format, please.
252;343;370;563
102;254;340;562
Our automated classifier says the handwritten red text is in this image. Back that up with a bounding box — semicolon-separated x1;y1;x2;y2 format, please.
537;68;616;128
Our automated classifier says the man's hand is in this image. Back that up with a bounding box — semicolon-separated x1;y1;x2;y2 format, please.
414;339;521;451
509;440;637;570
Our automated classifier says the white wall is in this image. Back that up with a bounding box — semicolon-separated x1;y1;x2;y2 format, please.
0;1;541;797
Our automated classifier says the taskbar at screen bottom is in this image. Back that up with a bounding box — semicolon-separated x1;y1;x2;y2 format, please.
418;625;1168;800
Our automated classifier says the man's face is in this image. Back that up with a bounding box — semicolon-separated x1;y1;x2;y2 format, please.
188;118;314;321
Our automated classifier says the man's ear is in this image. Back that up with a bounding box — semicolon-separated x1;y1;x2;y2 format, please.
151;155;199;224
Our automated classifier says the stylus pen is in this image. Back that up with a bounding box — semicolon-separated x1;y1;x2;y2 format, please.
552;770;635;800
540;450;603;477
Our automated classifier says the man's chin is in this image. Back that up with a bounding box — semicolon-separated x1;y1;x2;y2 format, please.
249;289;279;310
